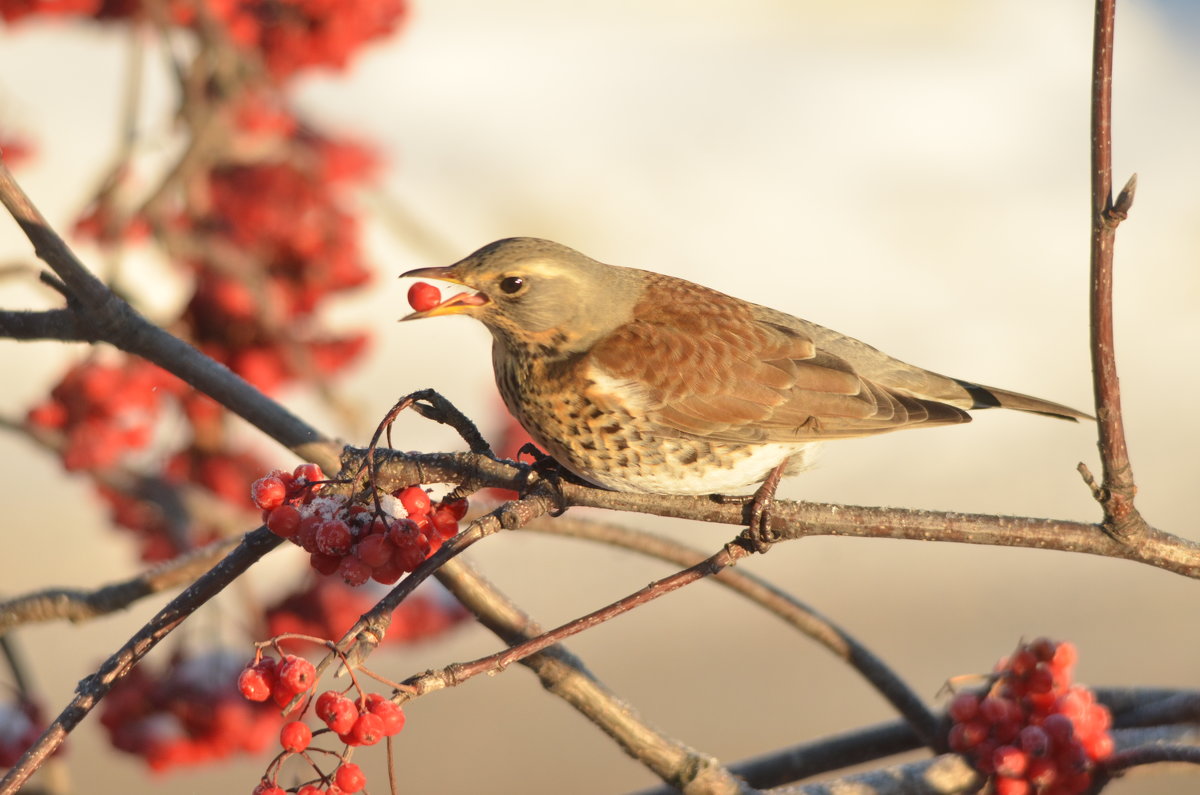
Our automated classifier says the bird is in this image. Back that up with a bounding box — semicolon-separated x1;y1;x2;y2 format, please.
399;237;1090;503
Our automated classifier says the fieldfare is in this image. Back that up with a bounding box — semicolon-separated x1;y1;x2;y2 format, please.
400;238;1089;502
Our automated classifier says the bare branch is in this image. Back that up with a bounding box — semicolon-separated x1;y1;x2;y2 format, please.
0;536;241;632
1087;0;1145;539
437;558;749;794
521;513;940;747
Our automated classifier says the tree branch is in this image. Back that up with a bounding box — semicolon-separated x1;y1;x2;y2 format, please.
1086;0;1144;539
0;528;281;795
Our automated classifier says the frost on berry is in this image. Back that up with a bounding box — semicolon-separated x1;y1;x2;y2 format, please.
945;638;1113;795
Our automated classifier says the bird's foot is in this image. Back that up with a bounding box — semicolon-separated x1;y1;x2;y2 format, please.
515;443;571;517
738;460;789;553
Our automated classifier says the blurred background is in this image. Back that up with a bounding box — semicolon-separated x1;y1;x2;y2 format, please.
1;0;1199;792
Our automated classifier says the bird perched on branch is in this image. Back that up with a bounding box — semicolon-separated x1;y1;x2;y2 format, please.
400;238;1088;533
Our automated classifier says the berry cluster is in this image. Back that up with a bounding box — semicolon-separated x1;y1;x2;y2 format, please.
251;465;467;586
266;577;469;649
25;359;184;472
100;650;280;771
238;649;404;794
947;638;1113;794
1;0;407;82
181;137;375;395
94;447;270;561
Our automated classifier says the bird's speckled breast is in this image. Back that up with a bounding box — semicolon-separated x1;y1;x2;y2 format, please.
491;338;814;495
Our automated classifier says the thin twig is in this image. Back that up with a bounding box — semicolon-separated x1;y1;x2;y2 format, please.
436;558;748;794
520;513;942;749
400;541;750;695
0;536;241;632
1086;0;1144;539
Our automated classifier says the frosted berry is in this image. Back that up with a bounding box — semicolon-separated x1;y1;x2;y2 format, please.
277;655;316;694
251;476;287;510
238;665;273;702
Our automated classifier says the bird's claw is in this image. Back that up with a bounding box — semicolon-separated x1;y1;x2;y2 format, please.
516;443;570;517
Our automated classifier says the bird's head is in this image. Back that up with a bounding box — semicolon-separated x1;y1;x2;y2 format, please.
400;238;642;354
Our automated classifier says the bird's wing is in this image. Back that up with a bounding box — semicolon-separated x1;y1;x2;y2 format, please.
586;276;969;444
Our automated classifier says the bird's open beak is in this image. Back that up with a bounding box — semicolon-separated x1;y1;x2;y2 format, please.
399;266;490;320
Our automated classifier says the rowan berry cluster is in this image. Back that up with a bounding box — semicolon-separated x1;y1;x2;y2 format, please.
266;577;469;649
100;650;279;771
1;0;407;82
238;648;404;794
947;638;1113;795
25;359;185;472
251;464;468;586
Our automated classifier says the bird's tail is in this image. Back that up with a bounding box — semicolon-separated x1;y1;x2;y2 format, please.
953;380;1093;421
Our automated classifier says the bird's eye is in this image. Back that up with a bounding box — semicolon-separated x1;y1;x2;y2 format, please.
499;276;525;295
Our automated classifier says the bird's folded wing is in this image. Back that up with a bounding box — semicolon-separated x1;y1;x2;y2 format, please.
587;300;968;444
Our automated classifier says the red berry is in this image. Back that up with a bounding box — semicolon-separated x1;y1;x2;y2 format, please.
993;778;1030;795
442;498;469;520
1083;731;1114;761
267;504;302;538
1018;725;1050;758
238;665;273;702
948;720;988;752
371;560;405;585
1009;648;1037;678
1029;637;1057;662
334;762;366;793
365;693;406;735
356;533;393;568
992;718;1020;745
296;514;324;552
280;720;312;752
347;711;385;746
296;786;324;795
992;745;1028;778
278;655;316;694
251;476;288;510
253;783;287;795
1041;713;1076;744
948;692;980;723
315;690;342;719
1026;664;1055;694
1026;757;1058;787
397;486;432;517
980;696;1018;725
430;508;459;540
317;692;359;735
338;555;372;586
316;519;353;556
293;463;324;486
1051;642;1079;674
407;282;442;312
